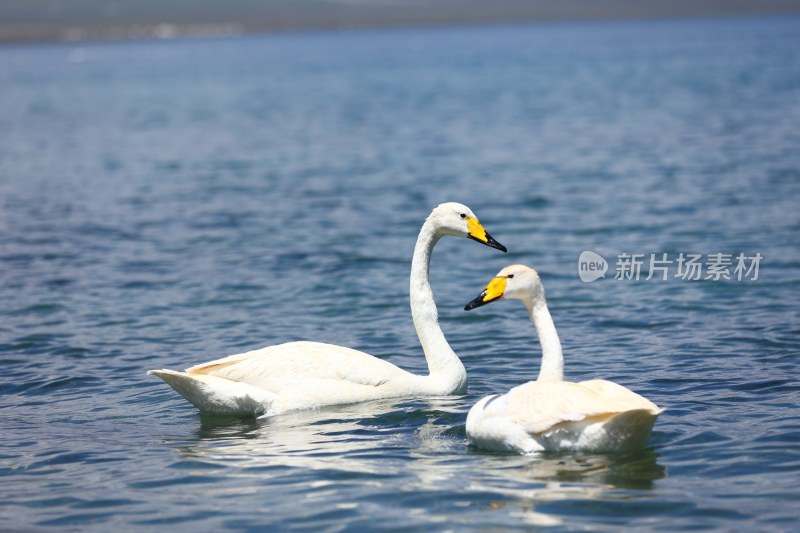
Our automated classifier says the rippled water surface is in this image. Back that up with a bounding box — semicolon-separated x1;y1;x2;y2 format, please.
1;16;799;531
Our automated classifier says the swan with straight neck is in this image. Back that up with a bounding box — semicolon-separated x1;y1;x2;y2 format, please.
464;264;662;454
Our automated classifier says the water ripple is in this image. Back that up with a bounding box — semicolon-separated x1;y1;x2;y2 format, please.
1;16;799;532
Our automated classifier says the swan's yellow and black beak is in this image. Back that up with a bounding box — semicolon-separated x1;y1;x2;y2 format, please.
466;217;507;252
464;276;507;310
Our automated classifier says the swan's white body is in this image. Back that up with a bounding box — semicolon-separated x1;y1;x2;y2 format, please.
149;203;506;416
464;265;662;454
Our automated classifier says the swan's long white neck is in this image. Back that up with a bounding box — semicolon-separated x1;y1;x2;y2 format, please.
523;292;564;382
410;218;467;390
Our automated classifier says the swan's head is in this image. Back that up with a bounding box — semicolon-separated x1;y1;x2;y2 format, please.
464;264;542;310
428;202;507;252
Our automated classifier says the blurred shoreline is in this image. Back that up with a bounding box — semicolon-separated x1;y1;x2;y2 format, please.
2;0;800;44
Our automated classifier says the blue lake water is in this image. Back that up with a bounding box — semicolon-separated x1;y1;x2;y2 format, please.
1;16;799;531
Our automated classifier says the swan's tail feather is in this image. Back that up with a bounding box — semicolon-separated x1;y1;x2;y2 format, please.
596;408;660;451
148;369;276;417
538;408;660;453
185;354;247;375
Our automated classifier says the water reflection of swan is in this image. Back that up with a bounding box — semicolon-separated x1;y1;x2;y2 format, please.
149;203;506;416
169;400;664;528
176;397;470;477
465;449;665;526
183;399;416;475
464;265;662;454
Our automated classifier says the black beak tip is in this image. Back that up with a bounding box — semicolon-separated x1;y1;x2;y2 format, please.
486;233;507;253
464;295;486;311
470;232;507;253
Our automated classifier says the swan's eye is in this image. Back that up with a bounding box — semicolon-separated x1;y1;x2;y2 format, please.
507;274;514;279
460;213;467;219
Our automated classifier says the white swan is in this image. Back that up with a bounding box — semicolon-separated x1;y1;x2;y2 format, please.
464;265;662;454
149;202;507;416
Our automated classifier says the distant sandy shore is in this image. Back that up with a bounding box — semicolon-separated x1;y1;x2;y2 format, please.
1;0;799;44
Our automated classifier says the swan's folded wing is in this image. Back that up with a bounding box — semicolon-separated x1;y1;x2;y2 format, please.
503;381;660;435
185;341;413;391
577;379;662;414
